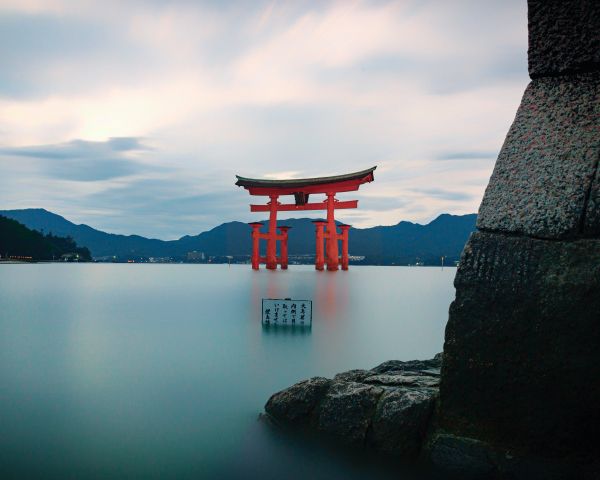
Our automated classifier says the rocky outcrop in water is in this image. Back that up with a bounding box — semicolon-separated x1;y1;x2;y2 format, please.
265;355;442;460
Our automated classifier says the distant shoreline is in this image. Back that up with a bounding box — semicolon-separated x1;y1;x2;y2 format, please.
0;261;457;268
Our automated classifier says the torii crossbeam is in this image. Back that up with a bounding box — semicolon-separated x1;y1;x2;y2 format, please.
235;166;376;271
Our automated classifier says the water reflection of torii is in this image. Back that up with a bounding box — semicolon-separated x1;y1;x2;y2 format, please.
235;166;376;271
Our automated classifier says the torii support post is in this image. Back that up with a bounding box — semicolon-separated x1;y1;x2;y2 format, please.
325;193;339;271
278;226;291;269
249;222;263;270
313;220;326;271
266;195;279;270
339;224;351;271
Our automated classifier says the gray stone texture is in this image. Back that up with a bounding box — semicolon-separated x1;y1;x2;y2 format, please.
427;433;496;477
585;159;600;235
439;231;600;458
316;381;383;446
264;377;331;426
332;369;370;383
528;0;600;78
264;357;441;459
369;389;436;457
477;72;600;239
426;433;584;480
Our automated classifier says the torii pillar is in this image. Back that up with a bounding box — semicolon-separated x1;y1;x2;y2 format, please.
278;226;291;269
266;194;279;269
339;224;350;270
249;222;263;270
313;221;326;271
325;193;339;270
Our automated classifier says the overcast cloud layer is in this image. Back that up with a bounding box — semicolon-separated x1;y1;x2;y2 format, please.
0;0;528;239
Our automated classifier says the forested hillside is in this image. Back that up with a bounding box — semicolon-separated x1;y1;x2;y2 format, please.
0;215;91;261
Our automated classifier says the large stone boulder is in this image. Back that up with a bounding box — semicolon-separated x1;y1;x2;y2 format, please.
435;0;600;476
440;232;600;456
264;356;441;459
477;73;600;238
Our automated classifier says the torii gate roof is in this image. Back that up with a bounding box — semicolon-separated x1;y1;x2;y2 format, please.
235;166;376;194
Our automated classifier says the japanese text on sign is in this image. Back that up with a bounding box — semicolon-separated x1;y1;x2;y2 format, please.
262;298;312;326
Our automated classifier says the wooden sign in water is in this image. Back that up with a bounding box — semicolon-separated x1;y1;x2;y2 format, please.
262;298;312;327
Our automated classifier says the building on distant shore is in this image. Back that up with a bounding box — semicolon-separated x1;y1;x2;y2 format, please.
60;253;80;262
148;257;172;263
186;251;205;261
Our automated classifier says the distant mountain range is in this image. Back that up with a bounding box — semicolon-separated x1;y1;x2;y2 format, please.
0;208;477;265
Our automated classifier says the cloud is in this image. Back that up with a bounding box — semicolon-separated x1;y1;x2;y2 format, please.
0;12;152;99
0;0;528;238
410;188;475;202
64;177;252;238
356;195;411;212
437;151;498;160
0;137;151;181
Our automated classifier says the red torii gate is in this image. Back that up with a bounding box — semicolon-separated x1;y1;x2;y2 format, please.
235;166;376;271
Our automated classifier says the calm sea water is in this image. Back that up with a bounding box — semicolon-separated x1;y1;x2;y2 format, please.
0;264;456;479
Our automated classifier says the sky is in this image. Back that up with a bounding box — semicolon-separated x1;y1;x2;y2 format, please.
0;0;529;239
